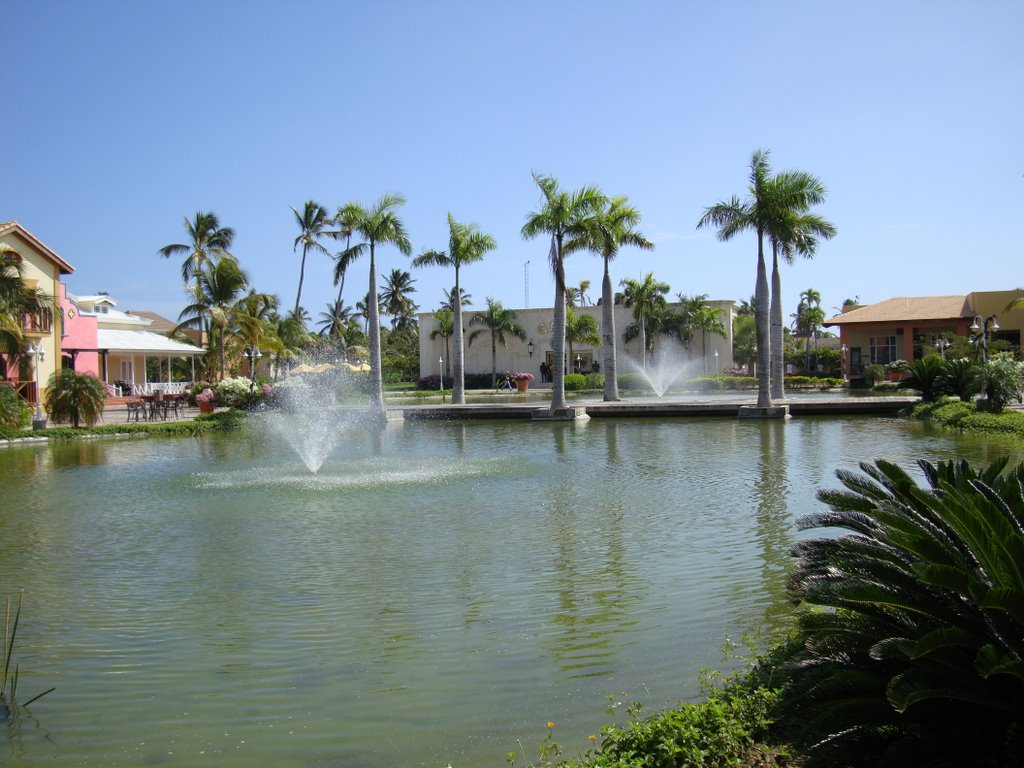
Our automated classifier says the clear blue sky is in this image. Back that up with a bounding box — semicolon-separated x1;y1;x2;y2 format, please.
5;1;1022;327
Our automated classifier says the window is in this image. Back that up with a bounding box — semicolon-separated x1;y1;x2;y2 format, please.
869;335;897;364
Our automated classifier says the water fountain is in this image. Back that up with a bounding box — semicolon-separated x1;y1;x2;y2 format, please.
627;340;704;397
260;369;369;473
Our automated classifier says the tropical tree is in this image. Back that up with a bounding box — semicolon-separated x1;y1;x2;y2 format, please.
338;194;413;410
158;211;236;291
564;307;599;370
733;314;757;375
232;289;278;374
290;200;331;319
440;286;472;311
430;307;454;377
783;457;1024;768
43;369;106;427
175;259;250;380
328;205;359;306
380;268;418;330
0;244;53;359
692;303;726;374
697;150;776;408
566;195;653;400
412;214;496;404
765;169;836;398
317;300;354;338
467;298;526;388
522;172;605;411
620;273;670;369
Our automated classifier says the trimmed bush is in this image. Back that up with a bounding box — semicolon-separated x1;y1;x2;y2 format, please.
617;372;647;391
563;373;587;391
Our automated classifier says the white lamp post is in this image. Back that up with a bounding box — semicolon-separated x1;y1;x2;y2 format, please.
27;340;46;429
243;346;263;392
714;349;720;375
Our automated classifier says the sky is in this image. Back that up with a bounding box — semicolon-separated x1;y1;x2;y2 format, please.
5;1;1022;330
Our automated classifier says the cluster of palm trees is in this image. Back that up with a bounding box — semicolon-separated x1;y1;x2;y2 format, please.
156;150;833;415
698;149;836;407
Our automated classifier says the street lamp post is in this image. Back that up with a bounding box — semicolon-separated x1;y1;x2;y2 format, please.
26;339;46;429
438;356;444;402
243;346;262;392
970;315;999;363
934;338;951;358
714;349;719;375
840;344;849;380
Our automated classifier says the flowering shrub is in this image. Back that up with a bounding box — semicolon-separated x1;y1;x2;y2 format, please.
215;376;254;406
195;388;215;405
262;382;272;397
512;372;534;382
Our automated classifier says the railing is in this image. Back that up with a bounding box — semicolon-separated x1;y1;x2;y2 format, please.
131;382;189;396
21;311;52;334
12;380;38;404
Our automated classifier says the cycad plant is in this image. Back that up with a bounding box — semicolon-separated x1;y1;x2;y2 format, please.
896;355;947;402
43;370;106;427
784;457;1024;767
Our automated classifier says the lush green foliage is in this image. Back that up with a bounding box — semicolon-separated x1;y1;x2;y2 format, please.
0;383;31;429
897;355;947;401
616;373;648;391
782;457;1024;767
43;369;106;427
563;373;588;391
940;357;983;401
979;353;1024;411
0;409;247;442
910;399;1024;436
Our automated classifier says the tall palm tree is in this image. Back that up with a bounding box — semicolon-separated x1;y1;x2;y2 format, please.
291;200;331;320
521;172;605;411
317;299;354;338
412;214;496;404
328;205;360;306
380;268;418;330
697;150;776;408
440;286;472;311
339;194;413;410
175;259;250;380
765;171;835;398
467;298;526;388
692;303;726;374
430;307;455;378
158;211;236;290
564;307;600;370
620;273;670;369
566;196;653;400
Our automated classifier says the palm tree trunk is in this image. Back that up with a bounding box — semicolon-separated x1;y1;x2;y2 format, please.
453;268;466;404
491;335;497;389
294;245;308;319
639;310;647;372
770;244;785;400
367;244;384;411
602;259;619;401
755;235;772;408
550;238;567;411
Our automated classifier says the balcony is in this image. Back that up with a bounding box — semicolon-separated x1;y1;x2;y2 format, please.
21;310;52;334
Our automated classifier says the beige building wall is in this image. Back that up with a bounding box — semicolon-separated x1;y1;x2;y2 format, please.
418;301;735;381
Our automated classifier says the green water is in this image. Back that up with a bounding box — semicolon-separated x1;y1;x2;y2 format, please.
1;415;1019;767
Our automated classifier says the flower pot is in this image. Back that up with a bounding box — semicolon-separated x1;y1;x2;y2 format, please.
198;401;215;414
515;379;529;393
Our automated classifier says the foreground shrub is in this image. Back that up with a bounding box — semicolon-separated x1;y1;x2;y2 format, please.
897;355;947;401
43;369;105;427
979;353;1024;412
563;373;587;391
939;357;983;402
0;383;31;429
911;399;1024;437
782;456;1024;767
617;372;647;391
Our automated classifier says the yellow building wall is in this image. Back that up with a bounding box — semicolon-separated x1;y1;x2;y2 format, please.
0;229;64;410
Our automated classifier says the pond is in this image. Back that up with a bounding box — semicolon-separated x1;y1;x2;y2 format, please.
1;415;1021;767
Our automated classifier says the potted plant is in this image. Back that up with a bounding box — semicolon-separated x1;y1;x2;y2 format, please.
512;372;534;392
195;388;216;413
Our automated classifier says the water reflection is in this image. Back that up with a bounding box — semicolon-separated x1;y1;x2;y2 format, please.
753;421;794;631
